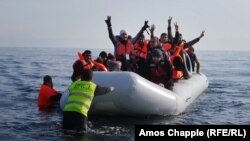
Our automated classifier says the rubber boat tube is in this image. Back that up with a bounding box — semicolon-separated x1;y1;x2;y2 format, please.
182;51;193;78
60;71;209;116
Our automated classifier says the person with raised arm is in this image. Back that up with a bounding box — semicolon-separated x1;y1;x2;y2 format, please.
105;16;149;70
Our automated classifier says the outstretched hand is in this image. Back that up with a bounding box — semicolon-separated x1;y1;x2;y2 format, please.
200;30;205;38
150;24;155;34
174;22;179;31
105;16;112;27
142;20;150;30
168;16;173;25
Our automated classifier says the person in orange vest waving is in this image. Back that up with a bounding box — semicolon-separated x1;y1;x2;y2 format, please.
105;16;149;70
37;75;62;111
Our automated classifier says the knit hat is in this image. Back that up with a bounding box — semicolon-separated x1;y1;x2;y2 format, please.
120;30;127;35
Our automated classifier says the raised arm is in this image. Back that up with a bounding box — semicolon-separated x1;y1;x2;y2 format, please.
199;30;205;39
150;24;155;38
184;30;205;48
131;20;150;44
167;16;174;42
105;16;116;46
172;22;180;46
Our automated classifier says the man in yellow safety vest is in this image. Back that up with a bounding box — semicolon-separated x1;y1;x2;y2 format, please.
63;69;115;135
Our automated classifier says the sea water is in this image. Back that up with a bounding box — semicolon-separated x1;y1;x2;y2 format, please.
0;47;249;141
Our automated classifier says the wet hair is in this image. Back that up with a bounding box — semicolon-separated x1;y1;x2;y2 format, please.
81;69;93;81
43;75;52;84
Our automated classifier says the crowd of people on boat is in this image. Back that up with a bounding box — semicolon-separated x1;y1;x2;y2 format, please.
70;16;204;89
37;16;205;135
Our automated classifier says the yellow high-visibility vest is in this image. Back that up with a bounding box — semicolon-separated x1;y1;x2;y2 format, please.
63;80;96;117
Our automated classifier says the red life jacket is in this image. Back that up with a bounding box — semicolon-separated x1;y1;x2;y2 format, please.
76;52;107;71
92;61;108;71
149;62;168;84
116;40;134;57
134;40;149;60
72;52;108;81
172;70;183;80
178;41;185;49
163;43;172;52
72;58;95;70
38;84;58;110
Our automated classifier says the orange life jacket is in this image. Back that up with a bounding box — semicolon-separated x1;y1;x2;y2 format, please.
170;47;184;80
134;40;149;60
76;52;94;69
92;61;108;71
38;84;58;110
172;70;183;80
170;46;182;63
116;40;134;57
77;52;107;71
82;61;95;70
163;43;172;52
177;41;185;49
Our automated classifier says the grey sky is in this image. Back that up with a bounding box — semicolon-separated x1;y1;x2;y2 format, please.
0;0;249;51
